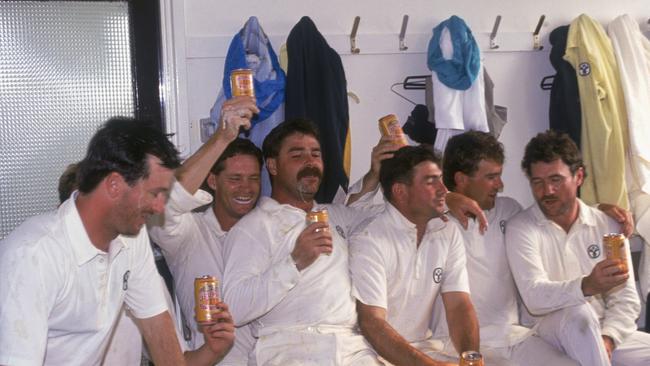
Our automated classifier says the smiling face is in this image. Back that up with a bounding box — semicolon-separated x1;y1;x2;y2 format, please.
114;155;174;235
209;153;261;227
529;158;583;221
267;132;324;204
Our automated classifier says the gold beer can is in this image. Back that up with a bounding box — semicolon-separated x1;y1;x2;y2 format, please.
230;68;255;97
460;351;484;366
307;208;330;255
194;275;221;324
378;114;408;146
603;233;627;271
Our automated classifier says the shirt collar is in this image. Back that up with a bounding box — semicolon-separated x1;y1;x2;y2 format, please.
385;202;446;233
258;196;320;217
531;198;597;228
204;206;227;238
62;192;129;266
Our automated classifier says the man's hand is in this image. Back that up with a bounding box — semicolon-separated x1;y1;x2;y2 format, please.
598;203;634;238
200;303;235;356
602;335;615;360
443;192;488;234
291;222;332;271
185;303;235;365
369;135;402;178
582;259;629;296
217;96;259;142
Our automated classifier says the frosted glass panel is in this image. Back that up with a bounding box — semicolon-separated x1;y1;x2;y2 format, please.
0;1;134;238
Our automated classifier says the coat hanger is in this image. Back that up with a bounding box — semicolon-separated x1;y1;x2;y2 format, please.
540;75;554;90
389;75;432;105
390;82;417;105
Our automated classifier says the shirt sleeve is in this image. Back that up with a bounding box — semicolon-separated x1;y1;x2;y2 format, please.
148;181;212;258
349;228;388;309
601;236;641;346
441;225;470;294
124;229;169;319
505;217;586;315
0;238;59;364
222;223;300;326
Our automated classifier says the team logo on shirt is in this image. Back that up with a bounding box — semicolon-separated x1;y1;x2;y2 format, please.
587;244;601;259
122;270;130;291
432;267;443;283
336;225;346;239
579;62;591;76
499;220;506;234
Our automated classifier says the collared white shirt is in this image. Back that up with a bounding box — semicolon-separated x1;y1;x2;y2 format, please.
223;197;371;337
506;199;640;346
148;181;255;364
0;195;167;365
349;202;470;343
432;197;531;348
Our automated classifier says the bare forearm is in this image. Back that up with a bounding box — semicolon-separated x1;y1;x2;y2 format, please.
184;344;229;366
175;133;230;194
360;318;440;366
137;311;186;366
446;303;480;354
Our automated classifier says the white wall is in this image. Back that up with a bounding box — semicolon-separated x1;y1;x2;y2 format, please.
161;0;649;207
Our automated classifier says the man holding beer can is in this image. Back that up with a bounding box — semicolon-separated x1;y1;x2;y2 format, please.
148;95;261;365
223;119;384;365
506;130;650;365
436;131;577;366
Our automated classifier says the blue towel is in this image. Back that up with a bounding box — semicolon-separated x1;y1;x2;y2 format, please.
427;16;480;90
222;17;285;125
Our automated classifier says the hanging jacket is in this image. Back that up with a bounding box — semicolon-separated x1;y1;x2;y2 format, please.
565;14;629;209
208;16;286;197
285;16;350;203
549;25;582;148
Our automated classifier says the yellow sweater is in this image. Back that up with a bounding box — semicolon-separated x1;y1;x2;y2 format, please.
564;14;629;209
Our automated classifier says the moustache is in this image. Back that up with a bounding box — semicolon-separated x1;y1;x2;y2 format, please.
297;166;323;180
541;195;558;201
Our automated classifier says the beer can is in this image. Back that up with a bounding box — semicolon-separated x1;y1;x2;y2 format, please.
194;275;221;324
306;208;329;225
460;351;484;366
378;114;408;146
307;208;330;255
603;233;627;271
230;68;255;97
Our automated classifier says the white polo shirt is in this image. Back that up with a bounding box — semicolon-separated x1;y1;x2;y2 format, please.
223;197;371;336
349;203;470;343
506;199;640;346
0;196;168;365
431;197;531;348
148;181;255;364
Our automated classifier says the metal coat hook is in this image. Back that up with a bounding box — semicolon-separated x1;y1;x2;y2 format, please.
533;15;546;50
489;15;502;49
350;16;361;54
399;15;409;51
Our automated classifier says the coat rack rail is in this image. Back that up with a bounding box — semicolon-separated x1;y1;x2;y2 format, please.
186;31;552;59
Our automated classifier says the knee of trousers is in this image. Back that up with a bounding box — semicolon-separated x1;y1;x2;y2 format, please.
555;304;601;337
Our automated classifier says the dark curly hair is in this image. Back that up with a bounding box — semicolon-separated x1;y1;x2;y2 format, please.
379;146;442;202
521;130;585;178
442;131;504;191
77;117;180;193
